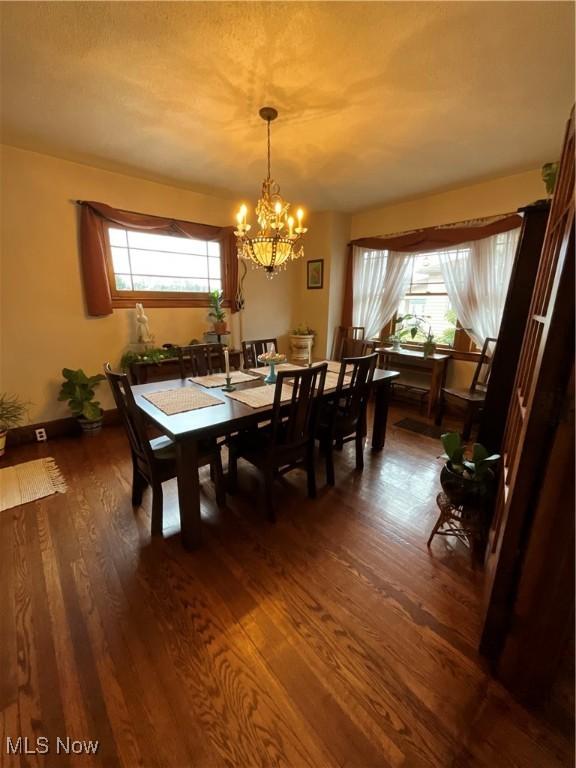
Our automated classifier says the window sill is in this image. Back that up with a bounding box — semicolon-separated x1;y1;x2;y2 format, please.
110;294;232;309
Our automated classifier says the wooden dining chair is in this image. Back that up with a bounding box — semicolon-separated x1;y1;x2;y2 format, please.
435;337;497;439
241;338;278;368
317;353;378;485
227;363;328;521
331;326;365;360
104;363;225;535
176;343;226;378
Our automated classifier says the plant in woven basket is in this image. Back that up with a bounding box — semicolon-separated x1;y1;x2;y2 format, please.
58;369;106;434
439;432;500;507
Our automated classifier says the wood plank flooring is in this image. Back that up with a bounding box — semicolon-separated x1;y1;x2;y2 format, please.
0;405;572;767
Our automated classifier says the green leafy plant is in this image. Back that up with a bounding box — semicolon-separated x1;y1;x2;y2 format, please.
0;393;29;432
397;313;435;343
542;162;559;196
58;369;106;422
208;290;226;322
120;347;176;371
440;432;500;481
292;323;315;335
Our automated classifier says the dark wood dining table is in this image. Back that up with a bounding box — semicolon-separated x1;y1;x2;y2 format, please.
132;366;400;549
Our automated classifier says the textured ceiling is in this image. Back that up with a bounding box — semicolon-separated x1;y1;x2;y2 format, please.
1;2;574;211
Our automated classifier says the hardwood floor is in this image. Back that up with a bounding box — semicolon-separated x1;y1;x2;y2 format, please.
0;405;572;767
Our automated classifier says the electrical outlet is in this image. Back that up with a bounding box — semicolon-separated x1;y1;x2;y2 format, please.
35;428;47;442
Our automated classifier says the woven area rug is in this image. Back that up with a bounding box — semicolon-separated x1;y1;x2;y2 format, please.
394;417;444;440
0;457;68;512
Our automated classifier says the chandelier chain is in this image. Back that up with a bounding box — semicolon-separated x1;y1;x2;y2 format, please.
266;119;271;181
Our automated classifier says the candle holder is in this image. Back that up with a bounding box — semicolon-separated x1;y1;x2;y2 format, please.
221;375;236;392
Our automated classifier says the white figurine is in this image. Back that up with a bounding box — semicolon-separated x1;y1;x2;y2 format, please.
135;303;154;344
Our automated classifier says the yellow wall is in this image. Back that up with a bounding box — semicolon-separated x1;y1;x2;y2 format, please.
290;211;350;361
350;168;545;239
0;145;293;423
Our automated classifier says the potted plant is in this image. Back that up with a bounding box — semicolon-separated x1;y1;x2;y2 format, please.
58;368;106;436
208;290;227;334
289;323;315;365
397;313;436;357
388;334;402;352
0;393;29;456
439;432;500;507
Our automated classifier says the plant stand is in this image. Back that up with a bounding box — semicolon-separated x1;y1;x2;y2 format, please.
427;492;484;563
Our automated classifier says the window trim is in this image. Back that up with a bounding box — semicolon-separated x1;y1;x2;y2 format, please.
104;222;231;309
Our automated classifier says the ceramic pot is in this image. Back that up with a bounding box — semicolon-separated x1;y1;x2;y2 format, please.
423;341;436;358
290;334;314;365
213;321;227;334
78;417;103;436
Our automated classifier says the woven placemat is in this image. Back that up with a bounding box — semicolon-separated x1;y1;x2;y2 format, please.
189;371;259;388
318;360;353;376
143;387;222;415
225;384;294;409
249;363;302;377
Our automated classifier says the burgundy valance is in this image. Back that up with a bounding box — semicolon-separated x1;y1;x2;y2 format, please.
78;201;238;317
350;213;522;252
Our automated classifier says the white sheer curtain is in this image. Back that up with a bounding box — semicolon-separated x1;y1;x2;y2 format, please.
352;247;412;339
438;229;519;349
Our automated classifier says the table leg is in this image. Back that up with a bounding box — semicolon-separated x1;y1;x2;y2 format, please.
428;360;447;419
176;438;201;550
372;383;391;451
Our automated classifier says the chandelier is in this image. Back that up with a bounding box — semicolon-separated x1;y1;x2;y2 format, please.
234;107;308;277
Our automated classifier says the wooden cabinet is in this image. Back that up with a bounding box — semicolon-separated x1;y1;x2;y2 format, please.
478;200;551;453
480;109;574;705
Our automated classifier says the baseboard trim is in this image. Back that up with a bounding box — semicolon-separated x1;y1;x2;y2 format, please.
7;409;121;447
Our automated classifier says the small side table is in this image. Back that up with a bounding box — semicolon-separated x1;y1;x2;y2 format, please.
428;492;484;562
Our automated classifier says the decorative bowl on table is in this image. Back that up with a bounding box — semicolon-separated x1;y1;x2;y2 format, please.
257;352;287;384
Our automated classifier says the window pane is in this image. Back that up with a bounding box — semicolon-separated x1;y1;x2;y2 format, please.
108;228;127;247
397;294;455;345
126;231;206;255
132;275;209;292
111;247;130;274
208;257;221;279
114;274;133;290
106;225;220;296
129;250;209;278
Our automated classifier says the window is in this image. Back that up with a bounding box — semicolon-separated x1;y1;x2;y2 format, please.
105;225;224;307
396;251;459;346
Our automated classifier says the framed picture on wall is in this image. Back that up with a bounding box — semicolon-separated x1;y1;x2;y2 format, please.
307;259;324;289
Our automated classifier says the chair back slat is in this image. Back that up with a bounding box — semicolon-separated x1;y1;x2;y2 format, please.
332;326;366;360
470;337;498;393
242;338;278;368
177;343;226;378
104;363;153;469
271;363;328;448
335;352;378;424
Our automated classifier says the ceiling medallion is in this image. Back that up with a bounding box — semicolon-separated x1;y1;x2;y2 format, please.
234;107;308;278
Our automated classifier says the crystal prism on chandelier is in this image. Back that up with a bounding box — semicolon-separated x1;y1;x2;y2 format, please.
234;107;308;277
